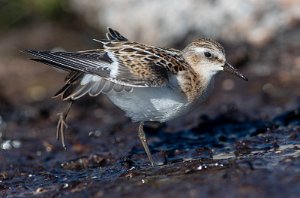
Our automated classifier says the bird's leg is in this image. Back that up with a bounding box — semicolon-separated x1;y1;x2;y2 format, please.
56;100;73;150
138;122;155;166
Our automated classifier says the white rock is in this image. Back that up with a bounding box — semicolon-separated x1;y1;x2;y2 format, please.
70;0;300;46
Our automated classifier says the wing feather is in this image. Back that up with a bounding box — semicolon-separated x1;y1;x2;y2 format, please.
106;27;128;41
25;48;170;87
24;28;189;100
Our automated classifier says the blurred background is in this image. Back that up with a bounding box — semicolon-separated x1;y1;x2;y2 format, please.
0;0;300;196
0;0;299;111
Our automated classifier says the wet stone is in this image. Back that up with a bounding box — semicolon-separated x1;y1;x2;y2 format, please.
61;154;115;170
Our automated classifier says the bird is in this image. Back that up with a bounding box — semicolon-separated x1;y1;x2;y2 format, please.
25;27;247;166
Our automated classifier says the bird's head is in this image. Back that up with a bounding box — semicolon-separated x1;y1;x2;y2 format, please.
182;39;248;81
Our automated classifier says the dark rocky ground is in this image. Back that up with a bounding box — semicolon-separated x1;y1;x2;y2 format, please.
0;22;299;197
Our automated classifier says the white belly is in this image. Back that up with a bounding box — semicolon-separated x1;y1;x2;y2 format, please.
78;74;214;123
105;86;191;122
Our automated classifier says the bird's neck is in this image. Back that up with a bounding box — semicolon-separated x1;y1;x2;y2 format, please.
178;70;212;102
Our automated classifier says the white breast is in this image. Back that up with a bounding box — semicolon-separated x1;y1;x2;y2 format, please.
79;73;214;122
105;86;191;122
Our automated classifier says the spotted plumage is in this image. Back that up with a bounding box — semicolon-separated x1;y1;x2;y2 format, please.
25;27;247;166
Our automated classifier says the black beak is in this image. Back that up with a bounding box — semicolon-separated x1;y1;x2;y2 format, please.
223;62;248;81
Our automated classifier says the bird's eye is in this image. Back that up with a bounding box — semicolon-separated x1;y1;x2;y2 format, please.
204;52;212;58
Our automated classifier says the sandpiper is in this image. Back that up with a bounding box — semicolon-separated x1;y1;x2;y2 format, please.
25;27;247;166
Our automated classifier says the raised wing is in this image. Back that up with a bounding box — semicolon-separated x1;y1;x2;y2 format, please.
25;48;169;87
25;28;189;91
105;27;128;41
